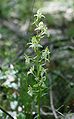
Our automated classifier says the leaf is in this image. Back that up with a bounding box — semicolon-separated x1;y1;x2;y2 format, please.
17;113;26;119
41;47;50;62
24;54;30;64
27;85;33;97
27;66;34;75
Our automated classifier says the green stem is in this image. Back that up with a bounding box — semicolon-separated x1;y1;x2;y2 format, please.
35;45;41;119
38;88;40;119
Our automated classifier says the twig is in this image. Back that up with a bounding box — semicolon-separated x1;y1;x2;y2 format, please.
40;107;53;116
27;0;36;33
49;86;58;119
0;106;14;119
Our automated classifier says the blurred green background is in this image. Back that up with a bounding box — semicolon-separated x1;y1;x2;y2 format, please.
0;0;74;119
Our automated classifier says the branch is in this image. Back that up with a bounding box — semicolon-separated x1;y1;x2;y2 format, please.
0;106;14;119
40;107;53;116
49;86;58;119
40;106;65;118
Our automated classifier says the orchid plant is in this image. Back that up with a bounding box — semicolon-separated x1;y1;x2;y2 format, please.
25;10;50;119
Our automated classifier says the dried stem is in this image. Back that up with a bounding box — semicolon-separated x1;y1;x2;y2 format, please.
49;86;58;119
0;106;14;119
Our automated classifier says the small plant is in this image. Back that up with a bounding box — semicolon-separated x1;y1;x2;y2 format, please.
25;10;50;119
